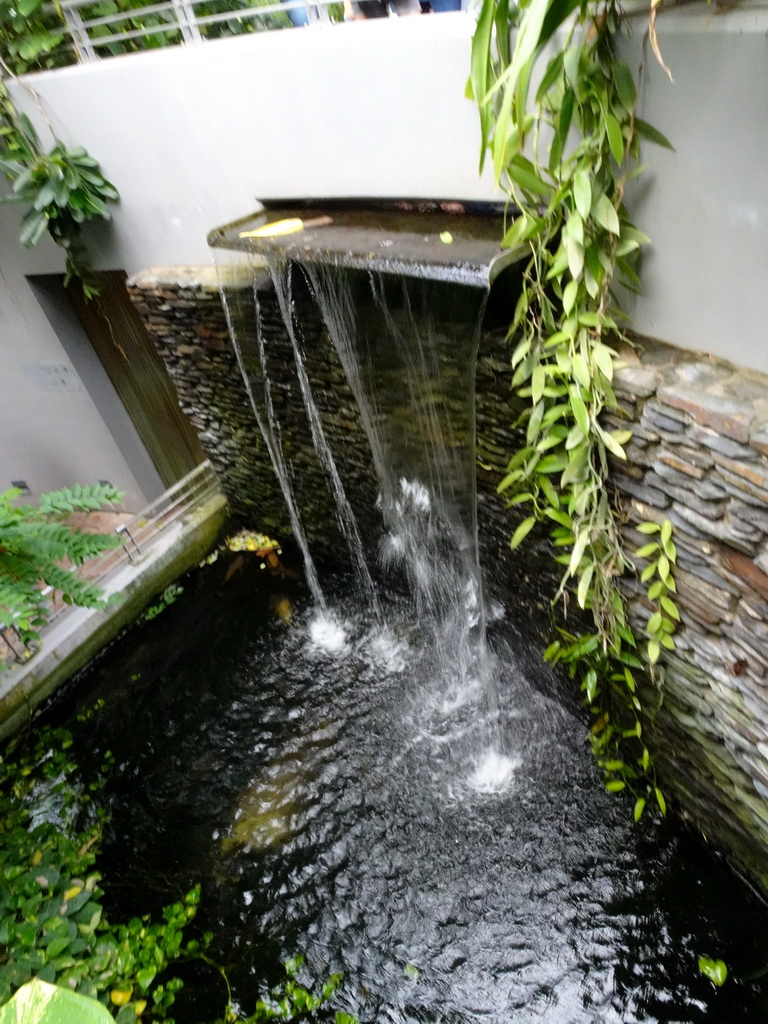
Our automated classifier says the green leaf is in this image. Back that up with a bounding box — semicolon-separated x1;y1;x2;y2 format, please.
403;963;420;981
573;169;591;222
583;667;597;703
563;42;580;89
19;210;49;248
546;247;569;281
469;0;496;169
18;0;45;16
494;0;511;65
571;392;589;435
592;343;614;382
635;118;675;151
593;194;620;236
509;516;536;551
635;542;659;559
532;364;546;404
488;0;552;103
633;797;646;822
502;216;534;248
572;353;590;389
655;786;667;815
507;156;552;199
605;113;625;165
0;980;113;1024
614;60;637;112
577;561;594;609
602;430;627;460
535;51;564;103
698;957;728;987
562;279;578;316
568;529;589;576
636;522;661;534
565;235;584;280
552;88;574;172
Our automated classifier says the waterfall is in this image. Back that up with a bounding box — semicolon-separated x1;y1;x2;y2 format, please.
213;211;515;790
305;266;498;723
268;259;379;611
215;253;327;608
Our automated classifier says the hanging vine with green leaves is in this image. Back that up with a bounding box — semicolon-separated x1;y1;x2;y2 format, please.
470;0;679;816
0;72;118;297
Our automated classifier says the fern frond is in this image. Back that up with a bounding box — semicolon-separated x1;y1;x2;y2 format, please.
36;483;123;516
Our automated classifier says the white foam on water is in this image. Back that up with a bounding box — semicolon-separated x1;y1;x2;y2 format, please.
308;613;349;654
397;477;431;513
365;627;409;674
439;677;483;715
468;750;520;794
487;600;505;622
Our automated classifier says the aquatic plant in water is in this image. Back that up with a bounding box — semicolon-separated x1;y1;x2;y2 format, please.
0;727;357;1023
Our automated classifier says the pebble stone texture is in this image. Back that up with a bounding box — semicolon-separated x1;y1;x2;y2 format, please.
129;266;768;893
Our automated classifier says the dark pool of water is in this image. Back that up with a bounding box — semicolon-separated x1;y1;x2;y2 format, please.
45;556;768;1024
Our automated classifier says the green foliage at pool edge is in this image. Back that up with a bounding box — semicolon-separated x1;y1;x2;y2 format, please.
469;0;679;809
0;726;205;1020
0;483;124;663
0;727;358;1024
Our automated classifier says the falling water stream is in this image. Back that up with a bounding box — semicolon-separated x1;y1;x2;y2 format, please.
216;247;512;789
39;212;768;1022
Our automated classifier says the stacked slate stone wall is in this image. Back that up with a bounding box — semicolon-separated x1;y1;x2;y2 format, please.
127;266;521;565
606;341;768;891
127;267;377;553
128;267;768;893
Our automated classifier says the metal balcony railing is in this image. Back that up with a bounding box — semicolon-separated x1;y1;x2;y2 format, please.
40;0;349;65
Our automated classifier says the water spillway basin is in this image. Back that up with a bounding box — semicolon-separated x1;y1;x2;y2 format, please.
37;558;768;1024
207;201;522;287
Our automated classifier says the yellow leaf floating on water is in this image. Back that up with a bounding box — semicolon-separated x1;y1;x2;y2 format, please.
239;218;305;239
225;530;280;554
439;231;454;244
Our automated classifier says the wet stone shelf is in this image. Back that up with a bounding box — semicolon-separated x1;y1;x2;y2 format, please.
208;201;517;288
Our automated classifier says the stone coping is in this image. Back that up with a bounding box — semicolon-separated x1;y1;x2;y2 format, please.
616;335;768;450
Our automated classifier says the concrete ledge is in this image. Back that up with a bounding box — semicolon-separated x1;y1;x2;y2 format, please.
0;491;228;740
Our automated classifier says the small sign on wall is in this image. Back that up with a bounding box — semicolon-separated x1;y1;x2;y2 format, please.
23;362;81;391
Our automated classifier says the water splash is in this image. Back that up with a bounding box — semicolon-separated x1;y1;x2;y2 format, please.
308;612;349;655
469;750;520;794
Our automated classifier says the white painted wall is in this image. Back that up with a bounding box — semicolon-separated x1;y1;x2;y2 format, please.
1;4;766;500
9;13;494;273
618;4;768;373
10;5;768;369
